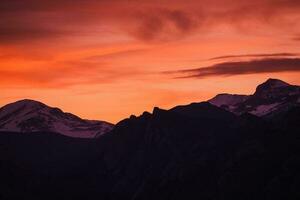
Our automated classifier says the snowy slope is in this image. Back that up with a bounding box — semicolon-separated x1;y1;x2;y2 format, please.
209;94;248;109
208;79;300;117
0;99;113;138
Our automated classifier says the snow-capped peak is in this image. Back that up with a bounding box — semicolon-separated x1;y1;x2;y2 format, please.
0;99;114;138
0;99;46;119
208;79;300;117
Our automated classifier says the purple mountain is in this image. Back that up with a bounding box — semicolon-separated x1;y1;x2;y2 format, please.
0;99;113;138
209;78;300;117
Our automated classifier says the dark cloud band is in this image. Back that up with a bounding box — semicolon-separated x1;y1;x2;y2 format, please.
168;58;300;78
209;53;299;60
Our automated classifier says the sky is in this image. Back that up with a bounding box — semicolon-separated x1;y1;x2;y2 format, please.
1;0;300;123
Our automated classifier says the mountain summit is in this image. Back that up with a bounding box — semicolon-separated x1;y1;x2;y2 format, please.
258;78;290;88
0;99;113;138
209;79;300;116
254;78;292;97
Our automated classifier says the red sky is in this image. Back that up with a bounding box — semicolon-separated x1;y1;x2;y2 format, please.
1;0;300;123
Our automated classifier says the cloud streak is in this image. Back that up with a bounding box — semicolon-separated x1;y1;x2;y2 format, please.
209;53;299;60
293;35;300;41
168;58;300;78
0;58;143;88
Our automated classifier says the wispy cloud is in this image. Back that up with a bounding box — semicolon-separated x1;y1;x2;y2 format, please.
292;35;300;41
209;53;299;60
131;8;201;41
0;58;143;88
87;49;147;61
167;58;300;78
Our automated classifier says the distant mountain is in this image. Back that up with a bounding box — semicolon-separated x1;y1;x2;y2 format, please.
0;99;113;138
209;78;300;117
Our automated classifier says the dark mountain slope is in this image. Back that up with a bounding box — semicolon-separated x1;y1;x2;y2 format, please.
97;103;299;200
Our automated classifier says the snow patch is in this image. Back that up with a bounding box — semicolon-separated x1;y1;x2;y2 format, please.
209;94;248;107
249;103;281;116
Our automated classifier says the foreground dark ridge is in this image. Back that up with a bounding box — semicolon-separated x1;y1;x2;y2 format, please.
0;104;299;199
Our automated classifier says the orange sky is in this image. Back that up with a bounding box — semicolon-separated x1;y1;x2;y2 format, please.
1;0;300;123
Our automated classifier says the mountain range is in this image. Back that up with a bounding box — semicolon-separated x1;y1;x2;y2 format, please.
0;78;299;138
0;78;299;200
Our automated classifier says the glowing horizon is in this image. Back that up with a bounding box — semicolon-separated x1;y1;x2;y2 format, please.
1;0;300;123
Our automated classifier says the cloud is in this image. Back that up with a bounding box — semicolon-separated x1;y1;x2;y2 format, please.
293;35;300;41
87;49;147;61
0;23;66;44
209;53;299;60
0;0;104;12
1;0;300;44
0;58;143;88
0;0;114;44
167;58;300;78
131;8;200;41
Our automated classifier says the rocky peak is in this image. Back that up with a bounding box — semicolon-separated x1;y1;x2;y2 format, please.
254;78;290;97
